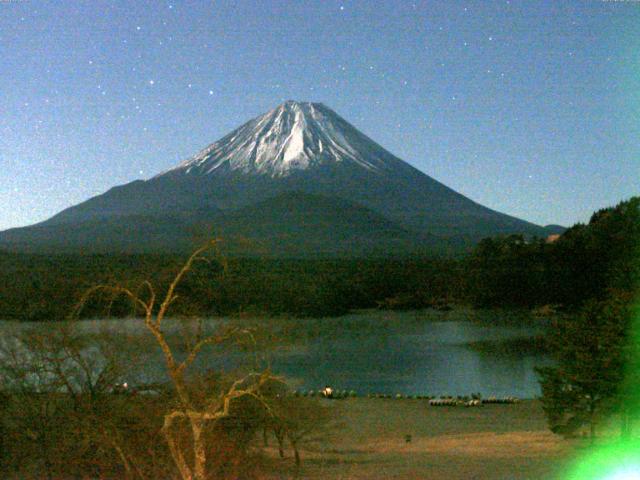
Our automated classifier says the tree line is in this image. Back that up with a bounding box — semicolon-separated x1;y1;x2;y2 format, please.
0;253;465;321
467;197;640;309
0;198;637;322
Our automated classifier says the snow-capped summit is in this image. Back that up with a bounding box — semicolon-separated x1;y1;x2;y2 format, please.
167;100;395;177
1;100;551;254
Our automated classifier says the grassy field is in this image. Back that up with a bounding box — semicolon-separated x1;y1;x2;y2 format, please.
265;399;578;479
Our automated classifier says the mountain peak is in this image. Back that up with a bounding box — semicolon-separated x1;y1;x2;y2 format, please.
280;99;318;106
164;101;396;178
2;100;549;252
277;99;326;110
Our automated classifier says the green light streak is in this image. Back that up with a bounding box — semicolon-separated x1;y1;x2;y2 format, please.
561;280;640;478
563;439;640;479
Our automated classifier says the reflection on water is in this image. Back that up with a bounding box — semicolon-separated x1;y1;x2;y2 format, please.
273;318;550;398
0;308;552;399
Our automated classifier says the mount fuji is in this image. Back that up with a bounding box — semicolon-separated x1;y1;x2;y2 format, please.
0;101;553;256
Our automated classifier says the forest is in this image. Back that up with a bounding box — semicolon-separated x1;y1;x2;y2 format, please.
0;197;637;322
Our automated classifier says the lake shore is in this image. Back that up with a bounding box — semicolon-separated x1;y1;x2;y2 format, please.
267;398;577;479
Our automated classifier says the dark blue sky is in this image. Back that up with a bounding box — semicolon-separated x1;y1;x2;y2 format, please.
1;0;638;230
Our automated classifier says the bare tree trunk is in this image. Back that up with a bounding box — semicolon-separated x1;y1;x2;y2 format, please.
191;419;207;480
38;433;54;480
162;415;193;480
111;440;133;479
37;402;54;480
292;440;300;467
275;428;285;458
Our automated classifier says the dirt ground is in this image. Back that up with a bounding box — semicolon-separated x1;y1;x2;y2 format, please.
265;398;579;479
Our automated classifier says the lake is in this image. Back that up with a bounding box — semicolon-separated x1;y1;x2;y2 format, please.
0;308;552;399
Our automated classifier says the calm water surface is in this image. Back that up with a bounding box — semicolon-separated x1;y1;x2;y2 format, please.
0;309;551;398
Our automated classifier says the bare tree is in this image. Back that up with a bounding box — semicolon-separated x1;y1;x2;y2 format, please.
0;316;158;479
78;240;283;480
275;396;334;467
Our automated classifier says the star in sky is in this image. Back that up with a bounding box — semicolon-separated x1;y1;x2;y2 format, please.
0;0;637;231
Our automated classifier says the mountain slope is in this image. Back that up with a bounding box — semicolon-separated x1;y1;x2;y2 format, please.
0;192;434;257
212;192;435;257
0;100;549;255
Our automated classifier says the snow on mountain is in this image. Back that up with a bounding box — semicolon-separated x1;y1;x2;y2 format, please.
165;100;395;177
0;99;549;254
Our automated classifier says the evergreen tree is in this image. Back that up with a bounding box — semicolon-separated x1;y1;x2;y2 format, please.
536;295;631;441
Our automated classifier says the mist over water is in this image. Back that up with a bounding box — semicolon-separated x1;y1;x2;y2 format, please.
0;309;551;399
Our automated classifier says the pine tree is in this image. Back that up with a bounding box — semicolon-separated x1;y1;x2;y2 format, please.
536;296;631;441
